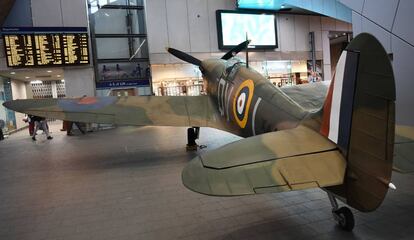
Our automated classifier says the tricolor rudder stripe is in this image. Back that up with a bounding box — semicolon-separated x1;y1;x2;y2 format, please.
320;50;359;154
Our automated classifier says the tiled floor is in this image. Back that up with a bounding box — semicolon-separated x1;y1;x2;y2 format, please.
1;122;414;240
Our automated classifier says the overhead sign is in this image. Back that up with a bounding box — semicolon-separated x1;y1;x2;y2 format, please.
96;79;150;89
1;27;89;67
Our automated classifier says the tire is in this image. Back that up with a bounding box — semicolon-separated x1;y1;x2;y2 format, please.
334;207;355;231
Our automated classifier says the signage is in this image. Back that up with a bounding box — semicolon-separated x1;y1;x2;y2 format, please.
96;79;150;89
2;27;89;67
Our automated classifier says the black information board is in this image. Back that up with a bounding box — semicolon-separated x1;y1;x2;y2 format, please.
2;27;89;67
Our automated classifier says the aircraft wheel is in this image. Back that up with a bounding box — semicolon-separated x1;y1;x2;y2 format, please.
333;206;355;231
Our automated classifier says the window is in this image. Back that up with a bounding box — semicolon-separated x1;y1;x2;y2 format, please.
87;0;150;89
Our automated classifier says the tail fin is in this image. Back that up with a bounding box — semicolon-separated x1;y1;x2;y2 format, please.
321;33;396;212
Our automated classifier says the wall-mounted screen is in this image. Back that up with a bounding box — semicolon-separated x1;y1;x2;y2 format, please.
216;10;277;50
2;27;89;67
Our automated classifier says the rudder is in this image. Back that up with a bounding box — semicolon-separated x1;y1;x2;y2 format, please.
321;33;396;212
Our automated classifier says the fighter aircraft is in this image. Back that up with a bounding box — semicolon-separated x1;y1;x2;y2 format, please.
3;33;413;231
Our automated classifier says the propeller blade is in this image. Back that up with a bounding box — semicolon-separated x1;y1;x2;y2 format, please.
166;48;201;66
221;40;251;60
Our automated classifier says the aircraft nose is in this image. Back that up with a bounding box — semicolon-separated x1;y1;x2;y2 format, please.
200;59;225;77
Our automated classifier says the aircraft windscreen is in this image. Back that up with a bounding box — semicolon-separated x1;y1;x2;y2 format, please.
225;57;244;69
224;58;245;80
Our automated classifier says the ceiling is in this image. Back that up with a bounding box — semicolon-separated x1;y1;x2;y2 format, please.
0;68;64;82
237;0;352;23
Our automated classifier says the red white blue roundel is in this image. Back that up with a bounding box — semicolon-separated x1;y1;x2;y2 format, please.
233;79;254;128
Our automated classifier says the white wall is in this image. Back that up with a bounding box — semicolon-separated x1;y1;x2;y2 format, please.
64;67;95;97
146;0;351;57
11;80;27;129
146;0;350;82
340;0;414;125
31;0;88;27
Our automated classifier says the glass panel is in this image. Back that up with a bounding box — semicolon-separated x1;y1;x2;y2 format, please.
89;0;143;7
97;62;150;81
96;37;148;59
93;8;146;34
154;79;204;96
0;77;16;132
306;60;323;82
264;60;293;87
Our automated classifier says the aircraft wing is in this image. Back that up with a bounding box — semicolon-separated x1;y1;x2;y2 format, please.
182;125;346;196
3;96;224;129
393;125;414;173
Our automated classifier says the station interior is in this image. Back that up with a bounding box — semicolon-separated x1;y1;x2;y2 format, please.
1;0;414;239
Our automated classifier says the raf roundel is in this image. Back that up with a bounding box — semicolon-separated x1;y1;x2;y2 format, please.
233;79;254;128
237;92;247;115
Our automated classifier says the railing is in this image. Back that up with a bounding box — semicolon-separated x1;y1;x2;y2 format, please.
157;84;204;96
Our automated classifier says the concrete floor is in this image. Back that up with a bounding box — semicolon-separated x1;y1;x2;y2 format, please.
1;122;414;240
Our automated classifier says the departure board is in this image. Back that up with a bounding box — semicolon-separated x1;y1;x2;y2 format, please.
4;34;35;67
2;27;89;67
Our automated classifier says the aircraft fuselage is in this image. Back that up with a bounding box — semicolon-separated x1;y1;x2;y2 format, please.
201;59;310;137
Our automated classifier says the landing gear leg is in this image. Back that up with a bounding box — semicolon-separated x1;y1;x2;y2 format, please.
328;192;355;231
186;127;200;151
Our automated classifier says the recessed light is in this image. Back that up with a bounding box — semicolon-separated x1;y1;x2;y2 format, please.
57;75;61;77
10;72;16;75
47;70;52;73
25;76;30;79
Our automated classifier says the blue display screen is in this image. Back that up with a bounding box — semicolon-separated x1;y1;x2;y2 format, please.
216;10;277;49
237;0;282;10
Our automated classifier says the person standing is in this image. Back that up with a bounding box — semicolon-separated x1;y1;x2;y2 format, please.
31;115;53;141
64;121;85;136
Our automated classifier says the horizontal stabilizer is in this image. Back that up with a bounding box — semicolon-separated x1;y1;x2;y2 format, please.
182;126;346;196
3;96;224;129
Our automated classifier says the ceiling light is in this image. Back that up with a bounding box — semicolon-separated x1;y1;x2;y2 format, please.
10;72;16;75
57;75;61;77
61;79;65;82
25;76;30;79
47;70;52;73
31;80;42;84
